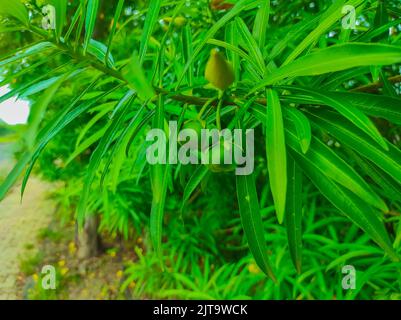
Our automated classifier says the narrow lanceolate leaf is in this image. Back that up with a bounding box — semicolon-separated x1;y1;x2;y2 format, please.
139;0;162;64
3;78;103;201
0;0;29;25
266;89;287;224
77;91;135;225
252;0;270;50
150;163;169;260
307;109;401;186
235;17;265;76
252;43;401;91
285;154;302;274
181;166;209;211
0;42;55;68
236;174;276;281
285;91;401;125
25;74;68;150
105;0;125;65
291;150;398;261
181;25;194;87
283;0;365;64
283;86;388;151
88;39;115;66
122;53;155;100
83;0;99;55
150;95;168;259
285;125;388;212
284;107;311;154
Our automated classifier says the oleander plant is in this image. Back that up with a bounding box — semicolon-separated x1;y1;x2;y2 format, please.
1;0;401;299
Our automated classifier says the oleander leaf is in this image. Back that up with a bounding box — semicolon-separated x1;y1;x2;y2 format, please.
252;43;401;91
83;0;99;55
266;89;287;224
236;173;276;281
285;154;303;273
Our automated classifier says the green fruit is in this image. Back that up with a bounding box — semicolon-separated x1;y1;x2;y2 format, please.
204;49;235;91
205;139;236;173
180;120;204;149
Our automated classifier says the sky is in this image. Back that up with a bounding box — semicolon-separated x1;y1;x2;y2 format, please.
0;85;30;125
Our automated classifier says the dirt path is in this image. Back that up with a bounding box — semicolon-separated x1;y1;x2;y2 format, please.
0;177;54;299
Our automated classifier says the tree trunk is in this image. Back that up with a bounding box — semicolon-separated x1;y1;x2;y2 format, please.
76;215;102;259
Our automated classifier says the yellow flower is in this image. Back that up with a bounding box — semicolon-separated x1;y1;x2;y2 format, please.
248;263;261;274
128;281;136;289
116;270;123;279
60;267;69;276
58;260;66;267
32;274;39;282
68;242;76;255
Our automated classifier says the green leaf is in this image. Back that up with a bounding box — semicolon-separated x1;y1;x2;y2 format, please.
25;74;68;149
66;126;109;166
284;107;311;154
236;173;276;281
83;0;99;55
0;42;55;68
283;0;365;64
285;154;302;274
284;90;401;125
77;91;135;225
266;89;287;224
285;125;388;212
292;150;398;261
235;17;265;76
347;149;401;203
181;165;209;211
105;0;124;66
1;78;102;201
283;86;388;151
88;39;115;66
182;25;194;86
252;43;401;91
252;1;270;50
122;53;155;100
0;0;29;25
139;0;162;64
307;109;401;188
150;95;168;259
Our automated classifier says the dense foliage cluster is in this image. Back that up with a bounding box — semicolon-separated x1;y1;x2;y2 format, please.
1;0;401;299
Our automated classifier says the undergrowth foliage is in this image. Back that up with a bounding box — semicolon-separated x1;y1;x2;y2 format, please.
1;0;401;286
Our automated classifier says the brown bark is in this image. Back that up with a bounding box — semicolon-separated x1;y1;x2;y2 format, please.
76;215;102;259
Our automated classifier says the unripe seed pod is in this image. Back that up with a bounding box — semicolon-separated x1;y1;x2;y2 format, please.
180;120;204;150
205;49;235;91
205;139;236;173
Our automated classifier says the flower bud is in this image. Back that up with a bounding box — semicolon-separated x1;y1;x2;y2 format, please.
205;49;235;91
